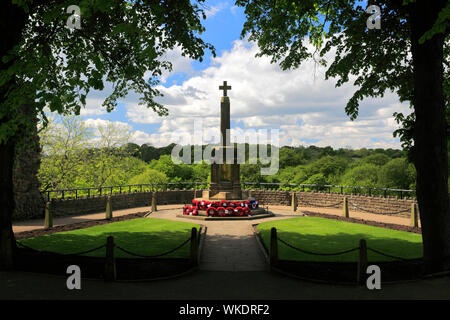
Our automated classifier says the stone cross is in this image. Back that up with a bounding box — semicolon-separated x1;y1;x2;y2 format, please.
219;80;231;97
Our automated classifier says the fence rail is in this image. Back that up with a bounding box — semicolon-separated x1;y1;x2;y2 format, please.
41;182;417;201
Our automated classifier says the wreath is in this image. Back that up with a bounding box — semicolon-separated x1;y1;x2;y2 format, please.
219;200;229;208
225;207;234;216
243;207;251;216
183;205;192;215
206;207;217;217
234;207;244;216
191;206;199;216
217;207;226;216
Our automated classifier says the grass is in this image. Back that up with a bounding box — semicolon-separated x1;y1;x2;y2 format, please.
18;218;200;259
257;217;423;262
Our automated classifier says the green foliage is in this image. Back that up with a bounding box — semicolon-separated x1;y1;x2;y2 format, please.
1;0;215;145
362;153;391;166
128;168;168;185
235;0;449;152
339;163;379;188
377;158;416;189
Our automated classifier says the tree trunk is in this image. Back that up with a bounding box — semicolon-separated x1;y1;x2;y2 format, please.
0;141;17;269
0;1;28;270
409;0;450;273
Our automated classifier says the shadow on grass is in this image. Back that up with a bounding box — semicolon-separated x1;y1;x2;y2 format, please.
14;229;198;281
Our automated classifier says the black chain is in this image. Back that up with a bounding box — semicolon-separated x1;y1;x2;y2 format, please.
278;237;359;256
115;237;191;258
16;241;106;256
298;199;343;208
349;202;410;215
367;247;421;263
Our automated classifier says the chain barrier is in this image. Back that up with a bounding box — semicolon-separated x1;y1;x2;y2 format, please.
16;241;106;256
298;198;343;208
278;237;359;256
349;201;410;215
114;237;191;258
366;247;422;264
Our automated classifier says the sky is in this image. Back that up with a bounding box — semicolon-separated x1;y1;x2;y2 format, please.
75;0;411;150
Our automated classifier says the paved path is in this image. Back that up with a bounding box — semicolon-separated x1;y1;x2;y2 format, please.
150;205;304;271
5;204;448;300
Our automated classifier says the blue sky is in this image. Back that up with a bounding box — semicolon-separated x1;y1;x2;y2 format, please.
76;0;410;150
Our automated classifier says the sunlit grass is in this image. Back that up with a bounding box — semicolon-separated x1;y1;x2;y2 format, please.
257;217;423;262
18;218;200;259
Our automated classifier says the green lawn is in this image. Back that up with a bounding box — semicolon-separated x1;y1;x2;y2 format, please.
257;217;423;262
18;218;200;259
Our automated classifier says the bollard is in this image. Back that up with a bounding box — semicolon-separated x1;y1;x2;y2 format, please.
44;201;53;229
152;192;158;212
105;195;113;220
270;227;278;267
342;196;349;218
357;239;368;285
291;192;298;212
104;236;116;281
410;203;418;227
190;227;198;266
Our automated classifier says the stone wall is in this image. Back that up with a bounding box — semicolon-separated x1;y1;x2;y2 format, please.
248;189;417;218
44;190;196;218
14;188;419;221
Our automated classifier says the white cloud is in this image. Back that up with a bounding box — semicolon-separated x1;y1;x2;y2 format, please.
205;2;228;18
79;98;108;116
121;38;411;149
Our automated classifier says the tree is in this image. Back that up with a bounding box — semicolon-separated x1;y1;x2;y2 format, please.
128;168;169;186
38;114;92;191
0;0;214;269
237;0;449;272
340;163;380;188
363;153;391;167
378;158;416;189
85;121;133;187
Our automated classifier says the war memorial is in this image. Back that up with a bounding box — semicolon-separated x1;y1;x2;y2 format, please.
181;81;270;219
